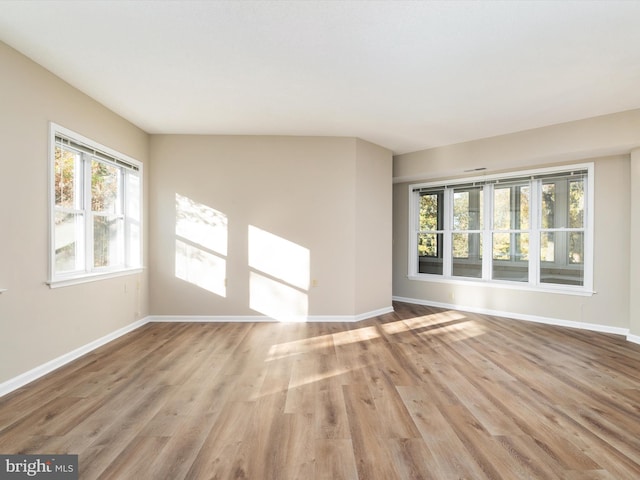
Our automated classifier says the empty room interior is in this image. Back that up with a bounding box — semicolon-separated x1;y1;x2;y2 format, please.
1;1;640;479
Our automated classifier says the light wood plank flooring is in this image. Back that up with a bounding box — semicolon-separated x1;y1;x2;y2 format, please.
1;302;640;479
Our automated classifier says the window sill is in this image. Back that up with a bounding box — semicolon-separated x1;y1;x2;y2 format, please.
48;267;144;289
407;274;595;297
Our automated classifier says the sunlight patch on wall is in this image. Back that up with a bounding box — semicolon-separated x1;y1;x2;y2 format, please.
248;225;310;322
175;193;228;297
176;240;226;296
249;272;308;322
176;194;227;254
248;226;309;289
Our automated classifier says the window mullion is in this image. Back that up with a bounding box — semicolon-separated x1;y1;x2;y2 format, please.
409;190;418;275
584;168;594;291
483;184;493;280
443;188;452;276
510;186;517;260
83;154;93;273
123;170;129;267
556;180;569;267
117;168;125;267
529;179;540;285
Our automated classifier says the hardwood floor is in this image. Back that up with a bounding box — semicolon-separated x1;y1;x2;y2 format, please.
1;302;640;479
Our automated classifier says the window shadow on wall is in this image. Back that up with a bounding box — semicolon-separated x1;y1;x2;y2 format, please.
175;193;228;297
248;225;309;322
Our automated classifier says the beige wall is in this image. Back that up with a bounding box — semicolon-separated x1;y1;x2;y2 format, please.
0;42;149;383
393;114;639;331
630;148;640;339
149;135;392;319
355;139;393;314
394;109;640;182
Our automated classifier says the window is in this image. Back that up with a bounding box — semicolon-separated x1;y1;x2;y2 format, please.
452;186;483;278
409;164;593;293
417;189;444;274
49;124;142;286
492;181;530;282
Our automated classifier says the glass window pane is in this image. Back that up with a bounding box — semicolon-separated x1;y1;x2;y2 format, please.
126;172;141;266
54;211;84;273
92;160;121;214
126;172;141;222
94;215;124;268
492;232;510;260
453;232;469;259
494;184;529;231
493;187;511;230
492;233;529;282
518;186;530;230
541;183;556;229
541;264;584;286
419;192;441;231
569;232;584;265
453;191;469;230
452;232;482;278
493;232;529;261
569;179;585;228
540;231;584;286
453;187;482;230
55;147;81;209
418;233;440;257
128;221;141;268
540;232;555;262
418;233;443;274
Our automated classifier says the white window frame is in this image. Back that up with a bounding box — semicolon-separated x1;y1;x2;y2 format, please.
408;163;594;296
48;123;143;288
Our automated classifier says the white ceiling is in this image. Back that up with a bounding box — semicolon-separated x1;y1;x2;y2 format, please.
1;1;640;154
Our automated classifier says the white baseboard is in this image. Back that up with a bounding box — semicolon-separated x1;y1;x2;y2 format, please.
147;314;273;323
147;306;395;324
0;317;150;398
354;306;395;322
392;296;630;337
627;333;640;345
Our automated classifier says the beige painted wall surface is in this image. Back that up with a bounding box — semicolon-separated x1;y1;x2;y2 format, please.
0;42;149;383
393;150;632;329
354;139;393;314
394;109;640;182
630;149;640;338
149;135;391;319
